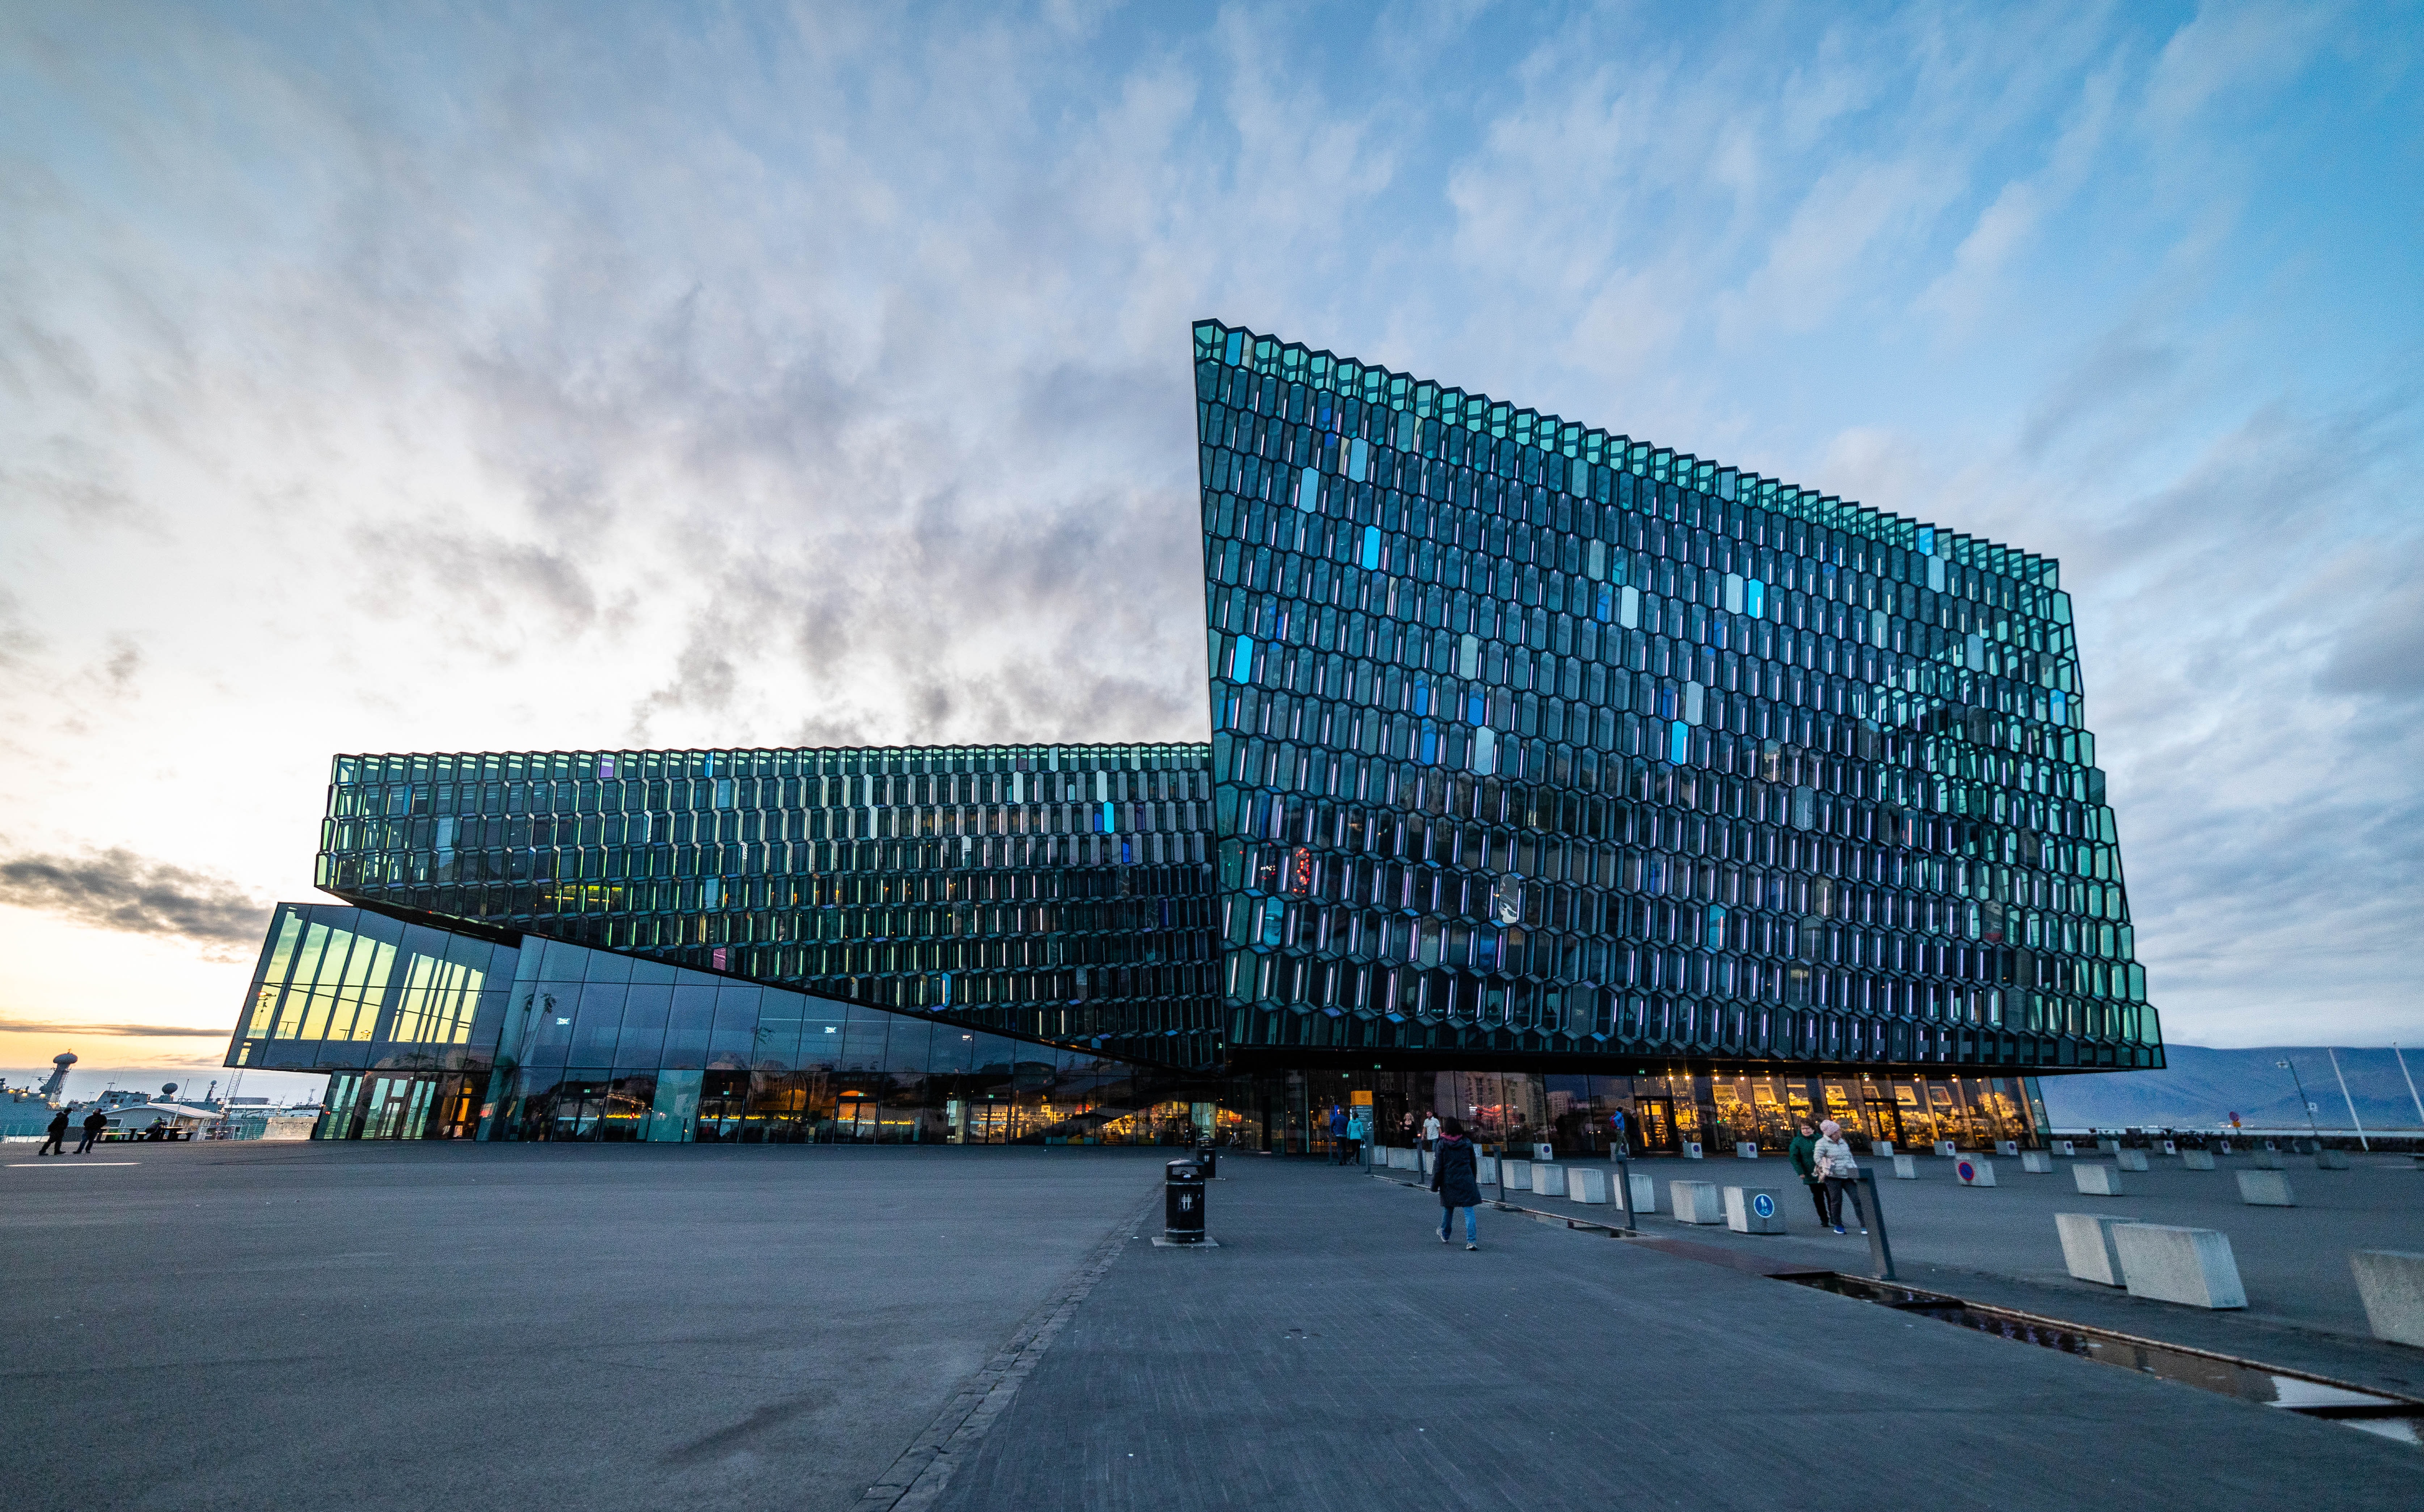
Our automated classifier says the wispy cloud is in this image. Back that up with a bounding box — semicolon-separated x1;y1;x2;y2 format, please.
0;1018;225;1038
0;848;269;954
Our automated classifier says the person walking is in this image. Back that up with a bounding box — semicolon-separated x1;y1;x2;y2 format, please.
1786;1119;1828;1226
1421;1111;1441;1152
1327;1104;1350;1164
38;1108;70;1156
1813;1119;1867;1235
1430;1117;1482;1249
77;1108;109;1153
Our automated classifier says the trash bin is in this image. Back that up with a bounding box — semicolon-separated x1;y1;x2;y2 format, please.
1195;1142;1218;1179
1165;1159;1207;1243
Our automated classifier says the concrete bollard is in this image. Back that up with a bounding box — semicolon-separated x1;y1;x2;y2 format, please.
1892;1154;1917;1179
1629;1173;1659;1215
1501;1158;1532;1191
1683;1141;1704;1160
1421;1149;1436;1176
2022;1151;2054;1174
2116;1149;2150;1172
2250;1148;2286;1170
2098;1138;2121;1154
1531;1164;1567;1199
1670;1179;1724;1225
1476;1155;1499;1187
2056;1212;2144;1287
2113;1224;2248;1309
2317;1148;2352;1171
1872;1140;1896;1157
2237;1169;2295;1206
1724;1186;1787;1234
2074;1164;2126;1197
1998;1140;2020;1157
2181;1149;2216;1171
2053;1139;2076;1157
1533;1143;1555;1164
2159;1140;2178;1156
1955;1156;1997;1187
1566;1167;1610;1204
2349;1251;2424;1348
1934;1140;1958;1158
1735;1141;1760;1159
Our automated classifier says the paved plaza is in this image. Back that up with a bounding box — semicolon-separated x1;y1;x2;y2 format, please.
4;1143;2417;1511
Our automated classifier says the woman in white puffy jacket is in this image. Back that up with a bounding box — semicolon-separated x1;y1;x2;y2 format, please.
1812;1119;1868;1235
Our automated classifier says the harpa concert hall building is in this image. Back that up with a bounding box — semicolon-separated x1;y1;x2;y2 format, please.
223;321;2158;1155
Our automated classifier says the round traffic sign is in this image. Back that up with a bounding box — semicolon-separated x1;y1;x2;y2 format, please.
1751;1192;1776;1219
1957;1159;1977;1182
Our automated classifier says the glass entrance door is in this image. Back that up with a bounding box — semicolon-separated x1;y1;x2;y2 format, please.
1635;1097;1678;1154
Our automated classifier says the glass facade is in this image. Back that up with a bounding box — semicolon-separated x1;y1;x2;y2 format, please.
1193;319;2155;1076
221;319;2155;1147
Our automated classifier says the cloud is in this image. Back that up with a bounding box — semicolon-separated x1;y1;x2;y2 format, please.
0;848;269;953
0;1018;225;1038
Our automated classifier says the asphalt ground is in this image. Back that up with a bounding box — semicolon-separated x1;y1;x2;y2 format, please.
6;1142;2419;1511
0;1141;1163;1512
933;1154;2421;1511
1427;1149;2424;1396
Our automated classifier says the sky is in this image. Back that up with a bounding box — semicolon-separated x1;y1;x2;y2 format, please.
1;0;2418;1088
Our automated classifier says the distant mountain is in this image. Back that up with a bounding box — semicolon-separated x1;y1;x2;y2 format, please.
2037;1045;2424;1132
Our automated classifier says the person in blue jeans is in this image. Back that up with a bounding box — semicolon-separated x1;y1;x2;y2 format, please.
1430;1117;1482;1249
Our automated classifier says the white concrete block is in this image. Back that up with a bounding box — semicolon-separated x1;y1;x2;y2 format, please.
2073;1164;2125;1197
1734;1141;1760;1159
1723;1185;1787;1234
2237;1169;2295;1207
2098;1138;2121;1154
1998;1140;2020;1157
2053;1140;2076;1157
1934;1140;1958;1158
2180;1149;2216;1171
1475;1155;1499;1187
1531;1164;1567;1198
1670;1179;1723;1225
1566;1167;1609;1204
2113;1224;2247;1309
2317;1148;2352;1170
2251;1148;2286;1170
1955;1156;1997;1187
1420;1149;1436;1176
2116;1149;2150;1172
2056;1212;2143;1286
1390;1147;1416;1170
1683;1141;1704;1159
1533;1143;1555;1163
1501;1158;1532;1190
1872;1140;1896;1157
2349;1250;2424;1348
2159;1140;2178;1155
1627;1173;1658;1215
2022;1151;2054;1174
1892;1154;1918;1179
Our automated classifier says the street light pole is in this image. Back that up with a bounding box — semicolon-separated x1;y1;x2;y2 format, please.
2326;1047;2369;1152
2276;1058;2322;1145
2394;1043;2424;1130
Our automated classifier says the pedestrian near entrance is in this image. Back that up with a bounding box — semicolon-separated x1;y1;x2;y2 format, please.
77;1109;108;1153
1813;1120;1867;1235
38;1109;69;1156
1787;1120;1828;1226
1430;1117;1481;1249
1421;1112;1441;1151
1328;1105;1351;1164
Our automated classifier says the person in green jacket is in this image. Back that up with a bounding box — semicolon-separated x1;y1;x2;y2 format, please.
1786;1119;1827;1226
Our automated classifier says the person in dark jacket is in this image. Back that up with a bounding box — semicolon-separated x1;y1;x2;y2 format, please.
77;1108;109;1153
39;1108;70;1156
1327;1105;1351;1163
1430;1117;1483;1249
1786;1120;1827;1225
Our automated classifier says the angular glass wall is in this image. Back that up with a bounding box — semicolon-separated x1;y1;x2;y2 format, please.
1192;319;2155;1075
308;742;1224;1069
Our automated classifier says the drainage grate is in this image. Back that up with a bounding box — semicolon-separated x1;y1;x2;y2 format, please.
1776;1271;2424;1448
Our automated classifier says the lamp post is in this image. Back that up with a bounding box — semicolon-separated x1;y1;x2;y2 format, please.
2276;1058;2322;1145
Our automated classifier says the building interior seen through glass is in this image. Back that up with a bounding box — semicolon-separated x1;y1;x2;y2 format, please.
1193;319;2153;1076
